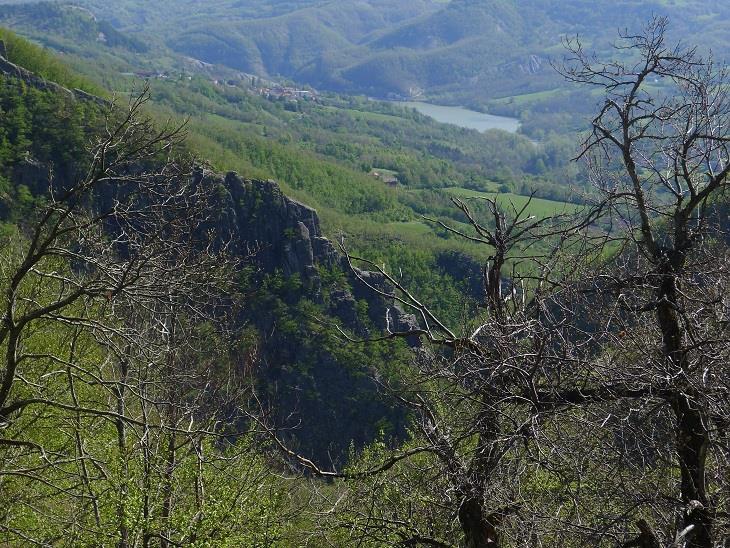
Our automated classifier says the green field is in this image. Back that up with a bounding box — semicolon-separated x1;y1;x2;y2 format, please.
442;187;580;218
488;88;564;107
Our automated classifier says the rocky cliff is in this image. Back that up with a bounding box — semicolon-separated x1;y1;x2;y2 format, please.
0;40;108;107
0;52;418;338
192;171;417;459
203;169;421;340
1;59;416;460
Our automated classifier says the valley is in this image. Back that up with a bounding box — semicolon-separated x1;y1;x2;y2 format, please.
3;0;727;119
0;2;728;547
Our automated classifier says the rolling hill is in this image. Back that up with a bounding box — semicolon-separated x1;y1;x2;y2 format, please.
2;0;728;109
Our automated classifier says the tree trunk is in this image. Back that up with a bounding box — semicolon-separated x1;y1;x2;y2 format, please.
657;269;712;548
622;519;661;548
672;394;711;548
115;359;130;548
459;395;502;547
160;431;177;548
458;498;499;548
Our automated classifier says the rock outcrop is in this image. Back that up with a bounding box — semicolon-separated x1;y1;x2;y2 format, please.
0;43;108;106
207;171;342;282
0;43;418;343
0;54;414;462
11;157;50;194
200;170;421;341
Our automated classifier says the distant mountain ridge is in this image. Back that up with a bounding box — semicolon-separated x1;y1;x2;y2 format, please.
1;0;729;106
0;2;148;52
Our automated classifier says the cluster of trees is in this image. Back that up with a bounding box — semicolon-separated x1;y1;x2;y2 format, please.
241;267;413;462
0;85;298;545
264;19;730;547
0;3;148;55
0;28;103;93
0;77;97;184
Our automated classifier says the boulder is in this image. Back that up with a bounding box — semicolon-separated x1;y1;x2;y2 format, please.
389;304;422;347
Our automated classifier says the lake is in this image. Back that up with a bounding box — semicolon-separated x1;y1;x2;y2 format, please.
398;101;520;133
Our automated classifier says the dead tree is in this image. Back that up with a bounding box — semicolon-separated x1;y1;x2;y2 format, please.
558;16;730;547
260;190;603;547
267;18;730;548
0;88;246;545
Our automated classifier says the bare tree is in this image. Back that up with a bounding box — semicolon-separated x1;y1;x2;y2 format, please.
268;17;730;548
262;193;601;547
0;88;271;545
559;16;730;547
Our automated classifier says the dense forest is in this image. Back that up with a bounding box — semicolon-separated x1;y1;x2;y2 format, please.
0;4;729;548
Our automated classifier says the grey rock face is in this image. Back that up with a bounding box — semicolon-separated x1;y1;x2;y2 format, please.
389;304;422;347
0;50;108;105
350;267;422;347
284;222;315;278
11;158;49;196
206;171;421;341
213;172;332;283
330;289;360;329
351;268;393;325
0;55;72;98
312;236;342;269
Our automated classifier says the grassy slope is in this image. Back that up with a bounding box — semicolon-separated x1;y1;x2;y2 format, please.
0;27;102;92
443;187;580;218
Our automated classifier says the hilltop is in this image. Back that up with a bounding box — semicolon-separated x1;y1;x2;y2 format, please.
2;0;729;112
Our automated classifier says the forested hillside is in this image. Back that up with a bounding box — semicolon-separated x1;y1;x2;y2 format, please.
0;32;423;544
0;26;425;463
2;0;728;112
0;5;729;548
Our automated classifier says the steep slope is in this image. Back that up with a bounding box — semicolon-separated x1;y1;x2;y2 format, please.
0;2;147;52
165;0;443;85
369;0;536;53
338;0;552;97
0;34;422;461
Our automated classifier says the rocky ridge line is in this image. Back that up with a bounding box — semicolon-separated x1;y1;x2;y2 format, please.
0;39;108;106
0;46;421;343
